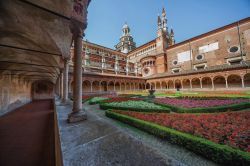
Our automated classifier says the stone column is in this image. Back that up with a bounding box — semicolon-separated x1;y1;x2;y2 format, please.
90;82;93;92
225;78;228;89
62;58;69;103
68;0;90;123
60;71;63;99
241;76;245;88
212;78;215;90
200;78;203;89
68;30;87;123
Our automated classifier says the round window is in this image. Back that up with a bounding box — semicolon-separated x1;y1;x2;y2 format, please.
144;68;149;74
196;54;203;60
172;60;178;65
229;46;239;53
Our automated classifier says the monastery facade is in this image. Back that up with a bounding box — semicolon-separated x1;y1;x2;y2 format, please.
69;8;250;93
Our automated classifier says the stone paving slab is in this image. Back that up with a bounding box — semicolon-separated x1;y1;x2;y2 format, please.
55;100;185;166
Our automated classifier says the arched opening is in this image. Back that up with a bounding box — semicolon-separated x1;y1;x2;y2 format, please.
121;83;126;91
168;80;174;89
156;82;161;89
135;83;139;90
175;79;181;90
151;83;156;90
182;79;190;89
115;82;120;91
108;81;115;91
92;81;100;92
139;83;143;90
126;82;130;90
202;77;212;89
31;80;54;100
214;76;226;89
244;73;250;87
161;81;167;89
191;78;201;89
130;83;134;90
100;81;108;91
227;75;241;88
146;83;150;89
82;80;91;92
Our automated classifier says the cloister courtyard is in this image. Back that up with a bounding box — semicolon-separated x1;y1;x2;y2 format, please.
0;0;250;166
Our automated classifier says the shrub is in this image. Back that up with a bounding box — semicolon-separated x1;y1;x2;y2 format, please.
88;97;109;105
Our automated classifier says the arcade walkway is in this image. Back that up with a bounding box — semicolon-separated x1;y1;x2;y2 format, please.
0;100;55;166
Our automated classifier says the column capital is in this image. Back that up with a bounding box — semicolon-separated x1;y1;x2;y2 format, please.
70;0;90;38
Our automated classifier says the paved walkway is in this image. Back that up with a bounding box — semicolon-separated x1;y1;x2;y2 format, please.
56;100;217;166
0;100;55;166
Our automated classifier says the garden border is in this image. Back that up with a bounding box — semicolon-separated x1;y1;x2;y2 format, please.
100;102;170;113
153;101;250;113
105;110;250;166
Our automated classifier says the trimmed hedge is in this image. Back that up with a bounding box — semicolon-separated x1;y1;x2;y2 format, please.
100;102;170;113
88;97;109;105
106;110;250;166
154;101;250;113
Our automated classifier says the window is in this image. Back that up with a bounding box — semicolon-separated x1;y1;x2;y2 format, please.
196;66;205;70
199;42;219;53
172;69;180;73
229;46;239;53
177;51;192;63
144;68;149;74
196;54;204;61
172;60;178;65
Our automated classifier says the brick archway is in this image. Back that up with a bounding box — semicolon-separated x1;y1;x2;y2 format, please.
191;78;201;89
227;74;242;88
182;79;190;89
244;73;250;87
202;77;212;89
213;76;226;89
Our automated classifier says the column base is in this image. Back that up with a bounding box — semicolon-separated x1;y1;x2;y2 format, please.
61;99;70;105
67;109;87;123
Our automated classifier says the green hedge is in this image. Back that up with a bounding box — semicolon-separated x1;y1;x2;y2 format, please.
88;97;109;105
154;102;250;113
100;103;170;113
106;110;250;165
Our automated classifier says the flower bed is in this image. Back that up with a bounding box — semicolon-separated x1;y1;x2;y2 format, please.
88;97;109;105
103;97;142;103
155;98;249;108
154;98;250;113
100;100;170;113
106;110;250;165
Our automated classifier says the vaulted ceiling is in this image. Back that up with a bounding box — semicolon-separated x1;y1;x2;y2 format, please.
0;0;74;83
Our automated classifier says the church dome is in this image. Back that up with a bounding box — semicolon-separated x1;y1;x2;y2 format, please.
123;23;129;29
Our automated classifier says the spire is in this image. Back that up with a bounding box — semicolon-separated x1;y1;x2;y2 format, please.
170;28;175;45
157;14;162;29
162;7;166;18
161;7;167;32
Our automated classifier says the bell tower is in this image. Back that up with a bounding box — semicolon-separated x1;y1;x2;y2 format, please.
115;23;136;53
155;8;168;74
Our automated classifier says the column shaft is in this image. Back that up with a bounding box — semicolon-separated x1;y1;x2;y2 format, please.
62;59;69;103
73;35;83;112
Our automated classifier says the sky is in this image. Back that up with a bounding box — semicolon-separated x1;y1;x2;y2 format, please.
85;0;250;49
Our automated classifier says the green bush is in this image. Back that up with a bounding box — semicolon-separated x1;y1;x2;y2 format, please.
88;97;109;105
106;110;250;166
100;101;170;113
154;102;250;113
